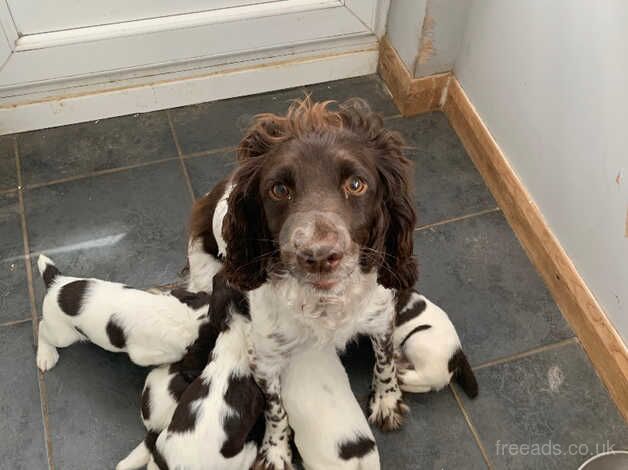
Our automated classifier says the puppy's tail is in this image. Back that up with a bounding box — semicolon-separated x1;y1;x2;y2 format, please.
116;439;150;470
37;254;61;290
450;349;478;398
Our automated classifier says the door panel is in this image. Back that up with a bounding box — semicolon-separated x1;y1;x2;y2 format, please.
8;0;279;34
0;0;382;102
0;3;369;89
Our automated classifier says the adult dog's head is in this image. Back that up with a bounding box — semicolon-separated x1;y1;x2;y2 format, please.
222;97;417;295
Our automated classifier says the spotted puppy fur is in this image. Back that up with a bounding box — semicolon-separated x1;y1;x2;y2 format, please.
117;309;217;469
282;346;380;470
393;290;478;398
120;272;265;470
36;254;209;371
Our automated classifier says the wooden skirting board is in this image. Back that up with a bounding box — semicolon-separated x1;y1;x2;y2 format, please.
444;79;628;421
377;37;450;116
378;38;628;420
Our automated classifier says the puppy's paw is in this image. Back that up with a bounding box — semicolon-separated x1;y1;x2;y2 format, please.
397;367;413;382
368;388;408;432
398;370;431;393
36;342;59;372
253;440;293;470
399;383;432;393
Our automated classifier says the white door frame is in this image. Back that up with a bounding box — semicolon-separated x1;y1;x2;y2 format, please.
0;0;389;134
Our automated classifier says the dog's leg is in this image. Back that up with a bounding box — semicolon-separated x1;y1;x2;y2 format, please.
254;377;293;470
116;440;150;470
368;330;408;431
36;319;80;372
397;368;433;393
146;457;159;470
248;341;293;470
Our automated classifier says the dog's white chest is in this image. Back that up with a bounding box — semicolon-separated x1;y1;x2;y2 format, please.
248;276;394;351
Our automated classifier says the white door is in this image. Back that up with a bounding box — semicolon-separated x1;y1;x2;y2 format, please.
0;1;385;101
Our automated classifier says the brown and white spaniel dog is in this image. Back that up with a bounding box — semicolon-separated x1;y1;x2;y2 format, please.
188;97;417;470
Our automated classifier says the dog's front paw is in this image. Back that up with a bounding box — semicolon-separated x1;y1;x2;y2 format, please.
368;388;408;432
253;438;293;470
36;342;59;372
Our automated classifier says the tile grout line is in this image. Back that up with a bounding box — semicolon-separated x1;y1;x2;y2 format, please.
167;109;196;202
25;156;180;190
0;187;18;195
383;113;403;121
24;142;234;191
449;385;494;469
14;137;56;470
182;146;236;160
472;337;579;371
8;85;405;192
0;317;32;328
9;101;402;192
37;372;55;470
14;137;38;341
415;207;502;232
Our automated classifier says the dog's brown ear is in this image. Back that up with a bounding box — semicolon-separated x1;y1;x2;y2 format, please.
222;161;272;291
376;146;418;290
340;99;418;290
222;117;279;291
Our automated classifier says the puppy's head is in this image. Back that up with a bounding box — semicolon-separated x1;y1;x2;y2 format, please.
222;97;417;293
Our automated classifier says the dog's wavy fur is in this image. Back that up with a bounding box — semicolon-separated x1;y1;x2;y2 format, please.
187;97;417;469
218;96;417;292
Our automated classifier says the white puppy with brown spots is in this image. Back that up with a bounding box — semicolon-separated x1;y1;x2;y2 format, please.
282;346;380;470
119;273;265;470
35;254;209;371
119;337;379;470
119;272;379;470
116;320;216;470
150;313;263;470
393;290;478;398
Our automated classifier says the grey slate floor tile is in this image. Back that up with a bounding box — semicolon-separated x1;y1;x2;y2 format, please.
413;210;574;365
0;136;17;191
374;389;488;470
342;339;488;469
0;322;48;469
0;192;31;323
184;152;237;198
458;342;628;470
42;342;146;470
18;112;178;186
24;160;191;307
390;112;497;226
169;87;305;155
304;75;399;117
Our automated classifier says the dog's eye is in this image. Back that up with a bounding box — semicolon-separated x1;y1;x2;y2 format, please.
270;183;292;200
344;176;367;196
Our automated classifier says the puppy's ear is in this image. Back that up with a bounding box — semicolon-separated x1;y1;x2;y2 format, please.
340;99;418;290
222;117;279;291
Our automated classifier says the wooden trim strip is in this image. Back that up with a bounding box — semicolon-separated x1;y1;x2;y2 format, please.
377;36;449;116
443;77;628;421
